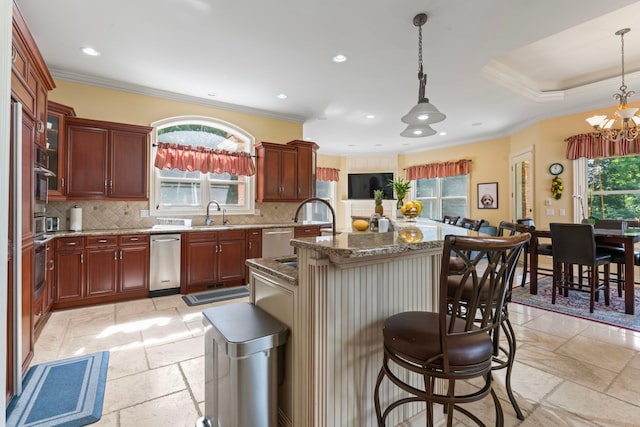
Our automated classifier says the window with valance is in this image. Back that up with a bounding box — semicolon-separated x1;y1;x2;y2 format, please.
316;167;340;182
407;159;471;219
150;117;255;216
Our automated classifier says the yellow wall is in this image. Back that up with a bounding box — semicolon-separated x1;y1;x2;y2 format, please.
49;80;303;144
398;137;511;227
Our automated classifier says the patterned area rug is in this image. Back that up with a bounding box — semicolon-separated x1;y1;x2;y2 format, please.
511;277;640;332
6;351;109;426
182;286;249;307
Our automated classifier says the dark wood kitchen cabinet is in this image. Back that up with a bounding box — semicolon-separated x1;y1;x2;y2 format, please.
245;228;262;283
255;140;318;202
46;101;76;200
182;230;246;293
53;234;150;309
65;117;152;200
54;237;85;304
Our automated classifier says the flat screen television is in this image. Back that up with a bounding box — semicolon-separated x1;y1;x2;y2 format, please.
347;172;394;200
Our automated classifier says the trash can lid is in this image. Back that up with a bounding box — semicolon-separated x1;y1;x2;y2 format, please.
202;302;289;357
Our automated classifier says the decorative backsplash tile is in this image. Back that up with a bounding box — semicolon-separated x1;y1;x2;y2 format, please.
46;201;302;231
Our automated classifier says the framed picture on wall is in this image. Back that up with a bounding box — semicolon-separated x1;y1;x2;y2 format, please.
477;182;498;209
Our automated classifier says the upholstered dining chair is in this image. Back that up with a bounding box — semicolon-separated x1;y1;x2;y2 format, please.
443;215;460;225
373;233;530;426
550;223;612;313
516;218;553;288
593;219;640;296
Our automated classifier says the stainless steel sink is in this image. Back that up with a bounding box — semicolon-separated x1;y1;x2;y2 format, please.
275;257;297;268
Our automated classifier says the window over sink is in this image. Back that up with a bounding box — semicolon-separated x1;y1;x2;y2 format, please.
150;116;255;216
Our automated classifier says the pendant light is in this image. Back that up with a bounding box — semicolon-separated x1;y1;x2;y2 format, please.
401;13;445;137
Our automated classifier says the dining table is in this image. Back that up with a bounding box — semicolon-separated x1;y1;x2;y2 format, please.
529;228;640;315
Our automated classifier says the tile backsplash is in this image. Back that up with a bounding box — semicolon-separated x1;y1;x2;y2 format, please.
46;201;303;231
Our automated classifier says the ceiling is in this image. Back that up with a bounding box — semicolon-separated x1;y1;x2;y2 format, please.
15;0;640;156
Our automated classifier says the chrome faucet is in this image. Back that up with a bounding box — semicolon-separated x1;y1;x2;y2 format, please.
205;200;220;225
292;197;336;236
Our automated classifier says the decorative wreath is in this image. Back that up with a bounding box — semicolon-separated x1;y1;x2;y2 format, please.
551;176;563;200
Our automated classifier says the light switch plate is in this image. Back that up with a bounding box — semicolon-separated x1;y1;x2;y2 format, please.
546;209;554;215
559;209;566;216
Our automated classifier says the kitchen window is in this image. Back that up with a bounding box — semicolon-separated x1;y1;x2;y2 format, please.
302;180;336;222
150;117;255;216
414;175;468;219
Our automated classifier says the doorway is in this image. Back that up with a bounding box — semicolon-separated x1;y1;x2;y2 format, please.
510;149;533;221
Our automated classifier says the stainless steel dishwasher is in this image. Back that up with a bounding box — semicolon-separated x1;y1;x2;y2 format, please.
261;227;295;258
150;233;181;296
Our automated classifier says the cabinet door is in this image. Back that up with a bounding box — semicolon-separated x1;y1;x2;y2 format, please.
186;241;218;288
21;245;34;370
280;148;298;200
119;245;149;293
245;229;262;283
55;250;84;302
35;83;47;148
21;113;34;240
260;145;282;201
66;123;109;197
47;102;75;199
217;238;246;286
86;247;118;297
45;241;55;312
295;143;314;200
110;130;148;198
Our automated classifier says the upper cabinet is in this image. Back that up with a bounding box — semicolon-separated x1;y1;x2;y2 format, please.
255;140;318;202
46;102;76;200
65;118;152;200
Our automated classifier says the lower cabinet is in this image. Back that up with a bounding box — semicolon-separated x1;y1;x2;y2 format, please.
245;228;262;283
53;234;149;309
182;230;246;293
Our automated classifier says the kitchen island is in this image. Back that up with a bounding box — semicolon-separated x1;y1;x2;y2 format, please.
246;219;483;427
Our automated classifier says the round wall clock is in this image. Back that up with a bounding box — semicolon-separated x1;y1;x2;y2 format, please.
549;162;564;175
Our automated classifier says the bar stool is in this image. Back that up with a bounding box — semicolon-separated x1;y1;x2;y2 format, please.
373;233;530;426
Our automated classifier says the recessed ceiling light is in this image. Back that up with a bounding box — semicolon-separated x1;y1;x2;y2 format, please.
332;54;347;63
439;131;447;136
81;47;100;56
366;114;375;119
277;93;287;99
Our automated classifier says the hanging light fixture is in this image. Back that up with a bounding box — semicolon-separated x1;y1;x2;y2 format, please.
586;28;640;142
401;13;445;138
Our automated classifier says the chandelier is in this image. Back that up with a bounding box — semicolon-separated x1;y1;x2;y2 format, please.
586;28;640;142
400;13;445;138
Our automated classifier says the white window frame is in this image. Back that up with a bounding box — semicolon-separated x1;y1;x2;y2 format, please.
149;116;255;217
412;175;469;219
302;180;337;222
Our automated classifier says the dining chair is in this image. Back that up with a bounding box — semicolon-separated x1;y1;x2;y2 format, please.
517;218;553;288
458;217;484;231
549;223;611;313
373;233;530;426
593;219;640;296
443;215;460;225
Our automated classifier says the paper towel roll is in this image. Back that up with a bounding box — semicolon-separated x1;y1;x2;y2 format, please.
70;207;82;231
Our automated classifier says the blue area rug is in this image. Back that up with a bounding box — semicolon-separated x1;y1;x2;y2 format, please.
511;277;640;332
182;286;249;307
6;351;109;427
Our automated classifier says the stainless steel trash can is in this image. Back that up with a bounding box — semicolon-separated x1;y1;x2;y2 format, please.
198;302;289;427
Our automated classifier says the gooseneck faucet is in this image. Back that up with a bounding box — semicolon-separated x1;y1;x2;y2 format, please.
205;200;221;225
293;197;336;236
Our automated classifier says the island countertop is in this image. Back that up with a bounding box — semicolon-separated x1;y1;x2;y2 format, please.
290;219;482;262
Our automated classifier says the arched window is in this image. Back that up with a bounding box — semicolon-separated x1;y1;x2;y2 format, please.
150;116;255;216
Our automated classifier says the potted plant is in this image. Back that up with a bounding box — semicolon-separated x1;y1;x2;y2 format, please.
373;189;384;216
388;177;411;210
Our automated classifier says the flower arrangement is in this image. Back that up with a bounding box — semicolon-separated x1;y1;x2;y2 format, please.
551;176;563;199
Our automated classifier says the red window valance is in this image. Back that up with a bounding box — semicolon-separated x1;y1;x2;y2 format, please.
565;132;640;160
405;159;471;180
316;167;340;182
154;142;256;176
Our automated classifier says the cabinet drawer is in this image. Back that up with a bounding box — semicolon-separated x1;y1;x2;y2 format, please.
218;230;245;241
186;231;217;242
246;228;261;237
86;236;118;248
119;234;149;245
294;225;321;238
56;237;85;249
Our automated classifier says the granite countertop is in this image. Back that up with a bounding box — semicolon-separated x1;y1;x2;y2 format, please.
291;219;483;261
40;221;331;240
245;256;297;284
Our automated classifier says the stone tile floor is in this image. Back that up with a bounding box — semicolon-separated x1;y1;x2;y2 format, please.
33;269;640;426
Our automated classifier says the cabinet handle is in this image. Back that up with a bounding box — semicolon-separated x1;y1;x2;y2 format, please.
114;251;117;260
248;242;252;249
104;181;108;191
98;239;108;243
120;250;123;260
129;237;139;241
219;244;222;253
66;242;77;246
110;180;113;190
11;46;16;63
37;120;45;133
61;178;65;188
80;253;83;263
